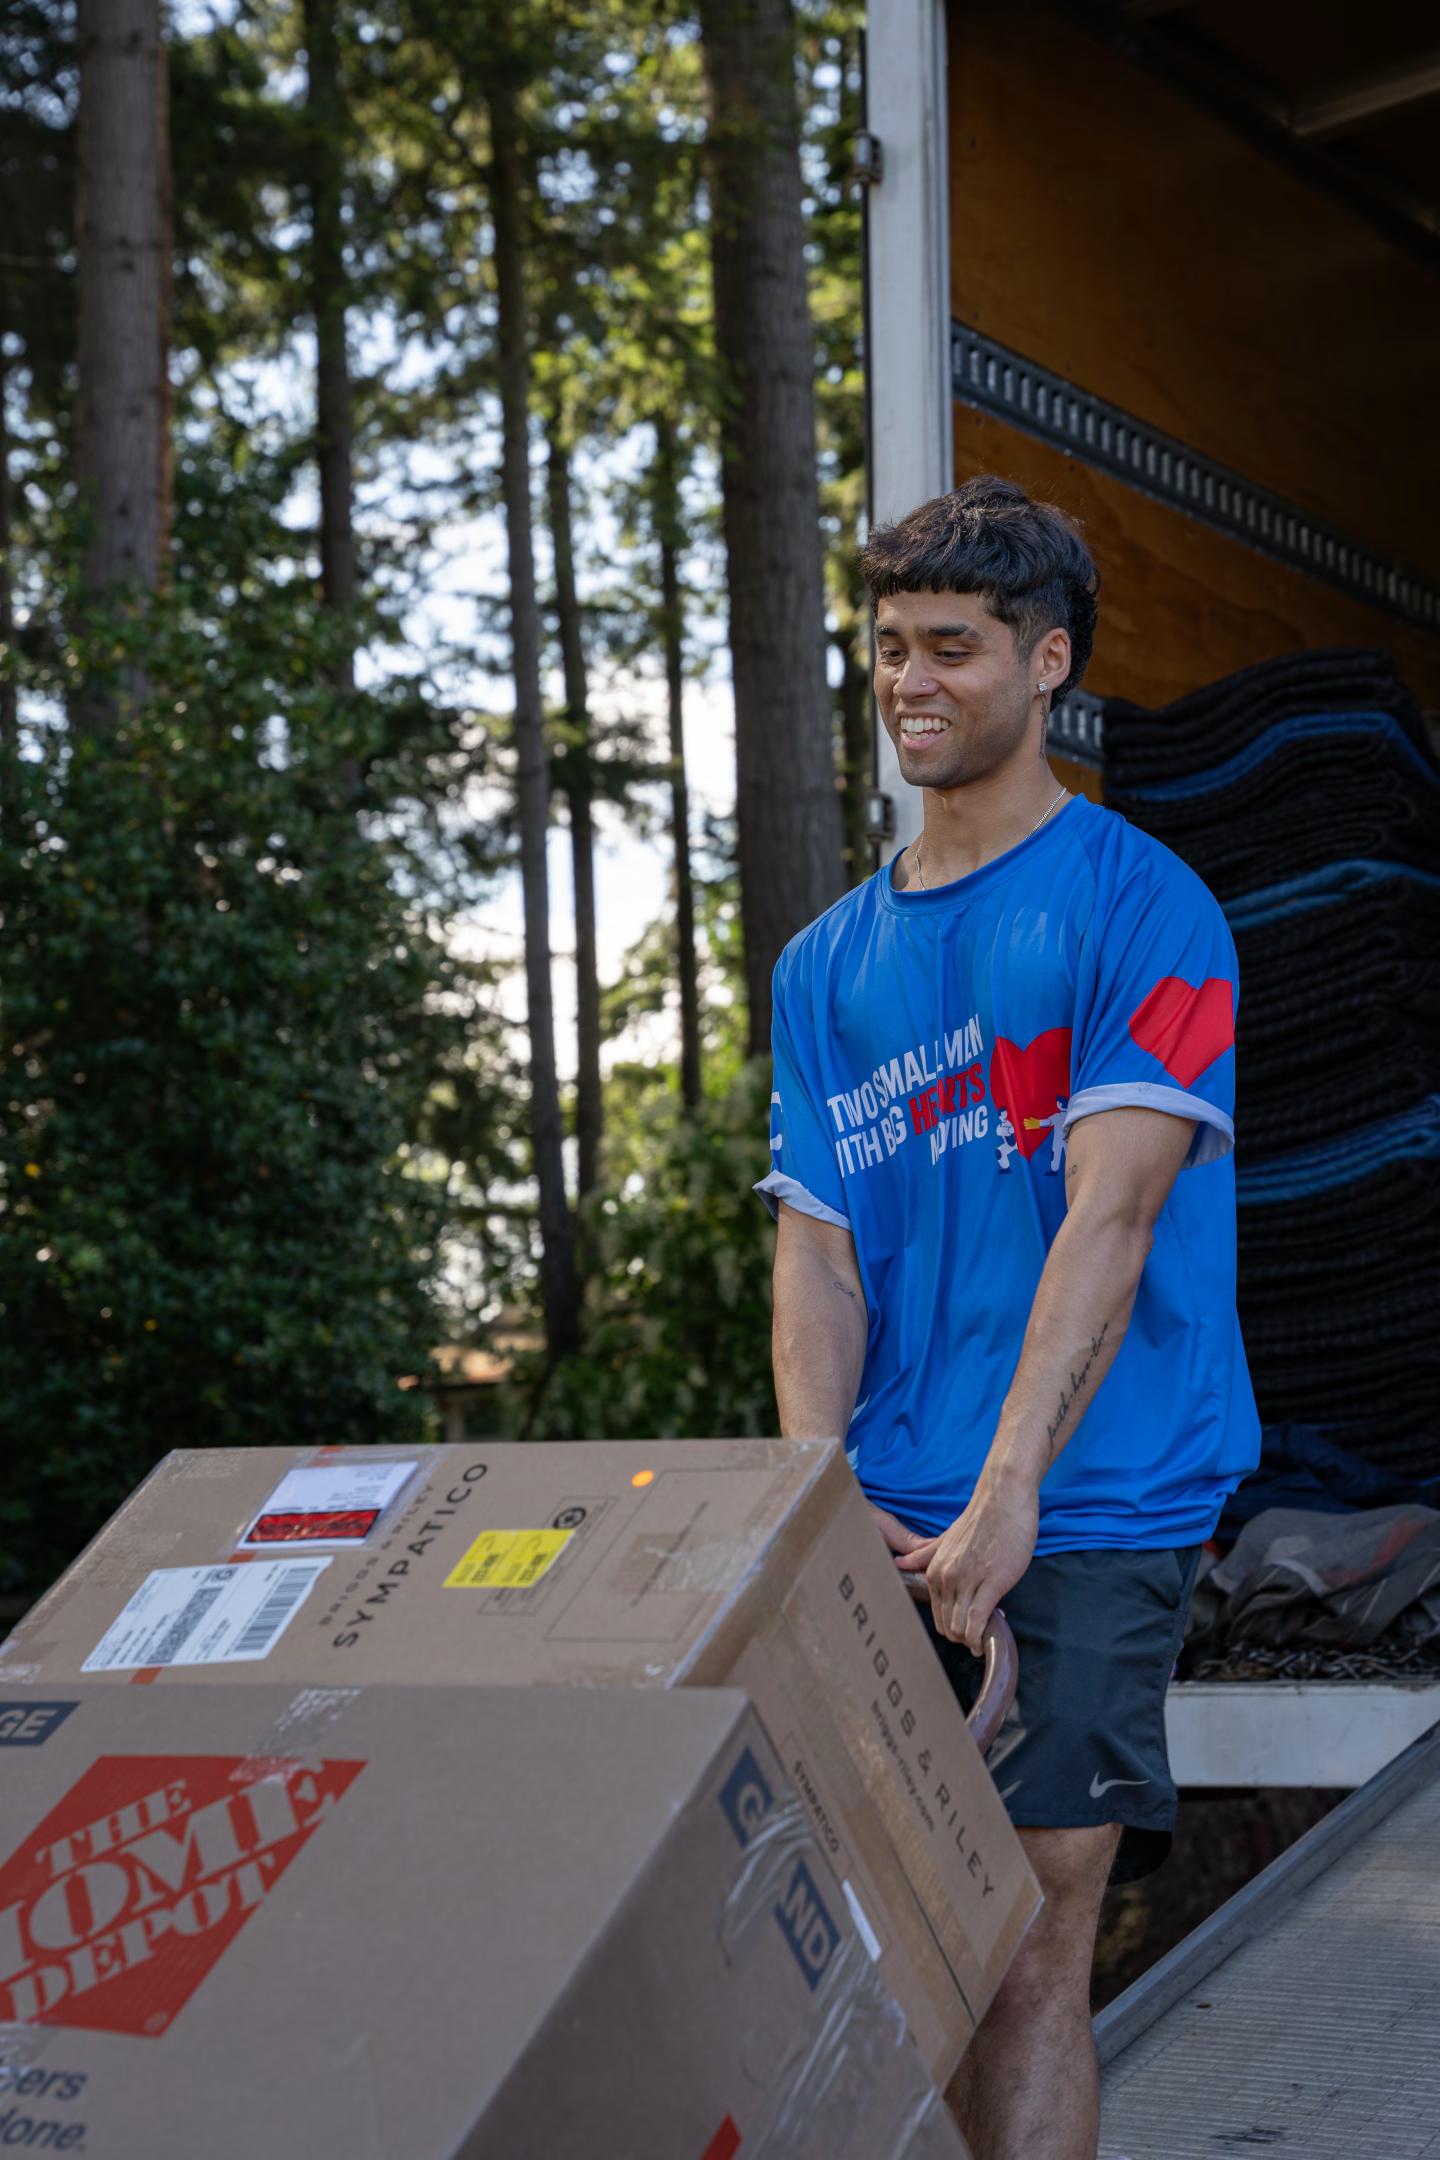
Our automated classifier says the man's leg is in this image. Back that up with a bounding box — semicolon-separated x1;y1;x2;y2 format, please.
945;1821;1120;2160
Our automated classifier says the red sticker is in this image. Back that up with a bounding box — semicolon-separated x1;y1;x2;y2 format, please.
700;2118;742;2160
245;1510;381;1546
1128;977;1234;1089
988;1027;1073;1160
0;1753;363;2034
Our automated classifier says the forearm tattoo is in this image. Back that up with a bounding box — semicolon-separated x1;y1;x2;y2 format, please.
1044;1318;1110;1457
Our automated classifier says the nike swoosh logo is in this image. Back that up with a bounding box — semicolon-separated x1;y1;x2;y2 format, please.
1090;1772;1150;1798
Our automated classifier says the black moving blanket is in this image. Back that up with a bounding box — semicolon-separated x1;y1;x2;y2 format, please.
1101;649;1440;1482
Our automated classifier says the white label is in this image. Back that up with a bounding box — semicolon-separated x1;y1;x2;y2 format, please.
82;1559;332;1672
841;1877;884;1963
241;1458;419;1548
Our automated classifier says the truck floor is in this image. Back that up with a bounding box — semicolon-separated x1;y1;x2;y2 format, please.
1099;1752;1440;2157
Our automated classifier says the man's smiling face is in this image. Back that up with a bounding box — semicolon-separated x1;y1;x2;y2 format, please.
874;589;1047;791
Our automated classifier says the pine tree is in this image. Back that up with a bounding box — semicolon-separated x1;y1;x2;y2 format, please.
301;0;358;702
489;40;581;1362
697;0;845;1053
73;0;170;725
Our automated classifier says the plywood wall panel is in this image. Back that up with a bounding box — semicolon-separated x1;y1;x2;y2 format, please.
946;4;1440;584
953;406;1440;713
1048;753;1104;805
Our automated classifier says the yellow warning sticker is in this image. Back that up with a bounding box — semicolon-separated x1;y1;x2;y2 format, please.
443;1529;573;1591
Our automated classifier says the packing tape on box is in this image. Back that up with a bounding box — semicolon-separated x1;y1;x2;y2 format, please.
718;1792;956;2157
0;2030;46;2075
226;1687;364;1774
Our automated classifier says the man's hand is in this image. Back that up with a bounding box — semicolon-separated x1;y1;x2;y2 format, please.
895;1476;1038;1652
868;1503;928;1559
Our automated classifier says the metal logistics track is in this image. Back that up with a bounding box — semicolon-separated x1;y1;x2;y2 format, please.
950;320;1440;639
1096;1719;1440;2158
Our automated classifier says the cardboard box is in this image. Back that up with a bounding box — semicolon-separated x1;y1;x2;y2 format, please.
3;1441;1040;2080
0;1682;970;2159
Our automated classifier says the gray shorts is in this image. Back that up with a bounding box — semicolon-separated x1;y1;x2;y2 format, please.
923;1544;1203;1884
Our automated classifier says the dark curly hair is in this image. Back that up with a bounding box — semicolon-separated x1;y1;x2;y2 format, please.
860;475;1100;707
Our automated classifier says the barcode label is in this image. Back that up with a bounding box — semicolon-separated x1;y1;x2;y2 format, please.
148;1581;228;1667
83;1559;332;1673
232;1568;318;1656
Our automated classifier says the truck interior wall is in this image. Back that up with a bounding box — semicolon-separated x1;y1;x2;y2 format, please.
944;2;1440;734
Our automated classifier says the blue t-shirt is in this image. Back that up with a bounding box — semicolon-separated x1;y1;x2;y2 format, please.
757;796;1260;1552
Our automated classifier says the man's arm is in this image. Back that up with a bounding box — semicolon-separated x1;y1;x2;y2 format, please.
897;1106;1197;1647
773;1200;867;1437
772;1202;927;1560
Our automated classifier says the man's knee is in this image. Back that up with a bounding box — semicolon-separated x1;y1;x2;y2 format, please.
988;1824;1121;2007
1020;1822;1122;1910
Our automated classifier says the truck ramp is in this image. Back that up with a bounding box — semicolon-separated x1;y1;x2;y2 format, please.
1096;1721;1440;2158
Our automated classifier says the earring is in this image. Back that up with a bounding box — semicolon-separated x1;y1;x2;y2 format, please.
1037;680;1048;696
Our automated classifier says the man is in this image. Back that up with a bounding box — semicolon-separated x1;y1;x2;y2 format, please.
757;476;1259;2160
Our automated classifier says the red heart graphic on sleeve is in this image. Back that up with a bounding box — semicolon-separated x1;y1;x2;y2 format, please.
1128;977;1234;1088
988;1027;1073;1159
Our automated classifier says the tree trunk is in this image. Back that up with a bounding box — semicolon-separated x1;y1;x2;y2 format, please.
834;614;873;886
490;67;580;1363
153;33;173;588
303;0;356;693
74;0;169;711
0;337;16;786
545;427;602;1201
653;418;702;1110
696;0;844;1056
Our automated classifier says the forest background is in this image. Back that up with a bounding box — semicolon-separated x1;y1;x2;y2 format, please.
0;0;878;1608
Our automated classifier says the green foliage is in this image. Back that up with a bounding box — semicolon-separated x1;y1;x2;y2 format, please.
0;457;519;1602
0;2;75;426
0;0;872;1604
531;841;772;1444
535;1060;777;1443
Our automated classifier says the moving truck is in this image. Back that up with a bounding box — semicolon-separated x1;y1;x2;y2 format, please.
862;0;1440;1789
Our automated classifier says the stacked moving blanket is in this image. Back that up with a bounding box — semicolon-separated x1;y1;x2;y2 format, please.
1103;648;1440;1479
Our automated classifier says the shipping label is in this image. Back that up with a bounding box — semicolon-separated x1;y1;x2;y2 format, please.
81;1560;331;1673
243;1459;419;1548
443;1529;572;1591
0;1752;363;2033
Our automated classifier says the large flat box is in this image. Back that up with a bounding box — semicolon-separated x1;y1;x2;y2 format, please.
3;1440;1040;2080
0;1682;970;2159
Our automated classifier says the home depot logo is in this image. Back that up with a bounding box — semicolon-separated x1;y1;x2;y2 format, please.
0;1754;363;2035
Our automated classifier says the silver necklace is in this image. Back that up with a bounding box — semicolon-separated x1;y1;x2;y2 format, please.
914;787;1069;891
